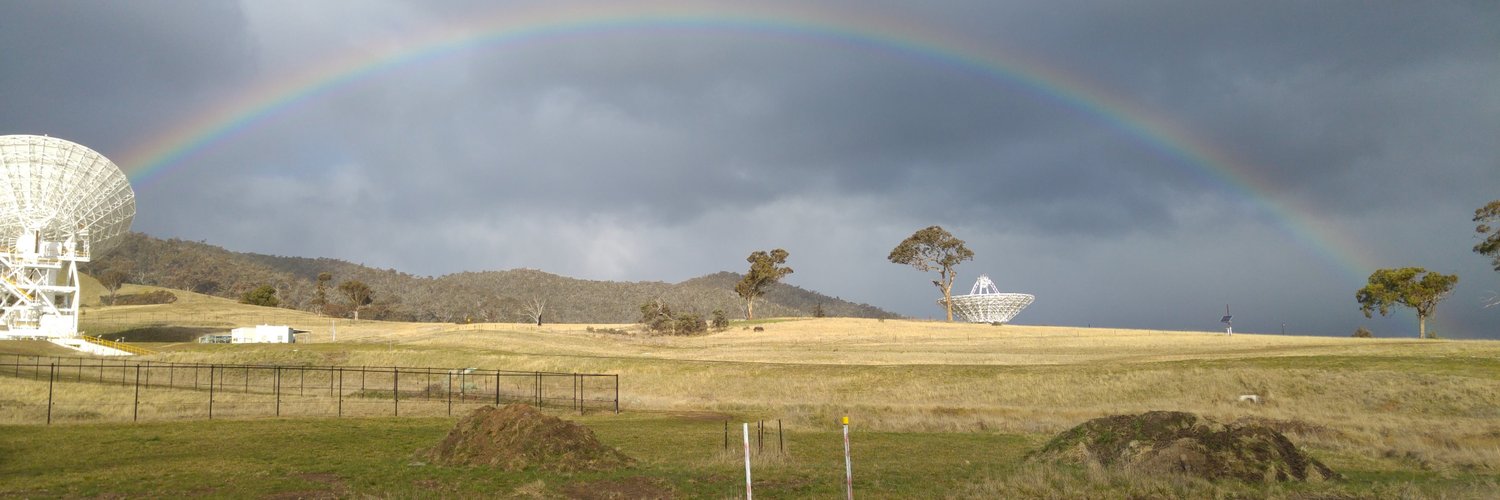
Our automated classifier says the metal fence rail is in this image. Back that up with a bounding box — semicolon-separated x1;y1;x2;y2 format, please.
0;354;619;425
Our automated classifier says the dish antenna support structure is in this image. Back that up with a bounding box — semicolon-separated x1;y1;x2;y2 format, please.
0;135;135;339
941;274;1035;324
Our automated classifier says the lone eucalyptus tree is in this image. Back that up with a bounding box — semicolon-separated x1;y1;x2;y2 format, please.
735;249;793;321
888;226;974;322
1356;267;1458;339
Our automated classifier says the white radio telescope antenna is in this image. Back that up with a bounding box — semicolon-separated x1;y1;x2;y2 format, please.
0;135;135;339
941;274;1035;324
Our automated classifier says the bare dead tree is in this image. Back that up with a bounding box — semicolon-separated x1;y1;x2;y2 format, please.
521;297;547;326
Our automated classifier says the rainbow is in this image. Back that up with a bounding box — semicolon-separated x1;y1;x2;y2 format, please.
117;2;1398;328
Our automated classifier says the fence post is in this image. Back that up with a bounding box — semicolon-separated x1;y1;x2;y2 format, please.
169;364;174;387
743;422;753;500
843;416;854;500
275;367;281;417
535;372;541;407
337;368;343;418
134;365;141;422
494;371;500;405
447;370;453;416
393;368;400;417
614;374;619;414
208;365;215;420
46;363;55;425
299;367;305;396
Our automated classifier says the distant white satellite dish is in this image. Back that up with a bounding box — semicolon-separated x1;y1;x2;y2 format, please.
0;135;135;338
941;274;1035;324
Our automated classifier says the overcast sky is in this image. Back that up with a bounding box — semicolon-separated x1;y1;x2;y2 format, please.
3;1;1497;337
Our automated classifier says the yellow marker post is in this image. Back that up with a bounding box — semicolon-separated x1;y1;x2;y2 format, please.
842;416;853;500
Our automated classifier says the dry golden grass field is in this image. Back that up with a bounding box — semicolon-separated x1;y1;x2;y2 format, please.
4;281;1499;497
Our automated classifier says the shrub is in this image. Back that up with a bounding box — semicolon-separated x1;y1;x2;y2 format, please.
673;313;707;335
103;290;178;306
240;284;280;307
710;310;730;330
1352;327;1374;338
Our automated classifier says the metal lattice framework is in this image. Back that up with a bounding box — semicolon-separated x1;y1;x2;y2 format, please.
941;274;1034;324
0;135;135;338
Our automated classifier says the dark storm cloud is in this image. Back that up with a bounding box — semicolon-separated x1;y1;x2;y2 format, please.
3;1;1498;336
0;1;254;151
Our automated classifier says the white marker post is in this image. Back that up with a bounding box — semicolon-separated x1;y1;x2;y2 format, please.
743;422;753;500
843;416;853;500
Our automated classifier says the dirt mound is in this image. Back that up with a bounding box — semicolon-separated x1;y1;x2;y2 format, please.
1029;411;1339;483
423;404;632;472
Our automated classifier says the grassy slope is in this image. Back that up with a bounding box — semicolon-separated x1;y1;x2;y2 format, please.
3;293;1499;497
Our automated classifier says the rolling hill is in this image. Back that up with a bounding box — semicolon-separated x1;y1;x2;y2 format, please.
86;233;897;323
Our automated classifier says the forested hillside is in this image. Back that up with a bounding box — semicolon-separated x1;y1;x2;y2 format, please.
86;233;897;323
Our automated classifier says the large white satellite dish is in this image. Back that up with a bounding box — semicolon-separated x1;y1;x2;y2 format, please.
941;274;1034;324
0;135;135;338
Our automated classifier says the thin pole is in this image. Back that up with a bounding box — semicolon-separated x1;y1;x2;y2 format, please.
299;367;305;396
46;363;55;425
244;367;249;393
724;420;729;451
134;365;141;422
778;419;784;455
328;367;334;397
843;416;853;500
275;367;281;417
614;374;619;414
169;364;174;387
446;370;452;416
494;371;500;405
535;372;541;406
743;422;753;500
208;365;215;420
393;368;400;416
361;366;366;392
337;368;343;417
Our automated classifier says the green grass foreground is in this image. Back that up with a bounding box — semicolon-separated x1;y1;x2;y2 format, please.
0;412;1029;498
2;412;1494;498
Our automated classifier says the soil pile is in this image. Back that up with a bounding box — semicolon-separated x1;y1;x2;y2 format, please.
1029;411;1339;483
423;404;633;472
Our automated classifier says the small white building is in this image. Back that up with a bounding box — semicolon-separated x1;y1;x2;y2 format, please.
230;324;295;344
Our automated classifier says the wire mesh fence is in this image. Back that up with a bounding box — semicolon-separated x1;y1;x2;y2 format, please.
0;354;618;425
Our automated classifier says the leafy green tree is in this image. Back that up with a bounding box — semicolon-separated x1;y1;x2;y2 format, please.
711;309;730;330
240;284;280;307
1356;267;1458;339
639;300;674;333
1476;200;1500;270
888;226;975;322
734;249;793;321
97;268;130;305
338;280;374;321
313;272;332;314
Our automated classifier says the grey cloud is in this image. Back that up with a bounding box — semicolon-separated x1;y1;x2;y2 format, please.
5;1;1498;337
